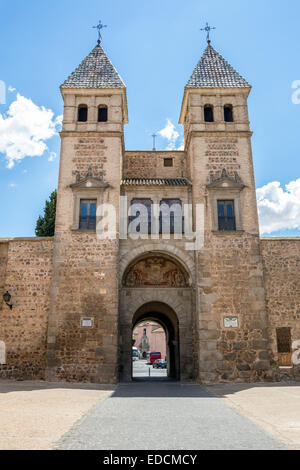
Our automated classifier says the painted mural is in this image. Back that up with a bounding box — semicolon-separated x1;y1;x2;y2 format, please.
123;255;189;287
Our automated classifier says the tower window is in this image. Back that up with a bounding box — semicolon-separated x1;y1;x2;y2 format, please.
79;199;96;230
98;105;108;122
224;105;234;122
204;105;214;122
164;158;173;167
217;200;236;231
78;105;88;122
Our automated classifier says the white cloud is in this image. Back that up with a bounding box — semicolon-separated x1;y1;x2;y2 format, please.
257;179;300;234
9;183;16;188
48;151;57;162
0;93;61;168
8;86;16;93
158;119;180;150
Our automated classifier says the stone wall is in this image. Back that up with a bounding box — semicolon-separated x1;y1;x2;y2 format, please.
197;233;273;384
123;151;186;179
261;238;300;378
0;238;53;379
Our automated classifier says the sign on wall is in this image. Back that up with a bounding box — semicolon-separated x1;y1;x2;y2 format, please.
224;316;239;329
80;318;94;328
0;341;6;364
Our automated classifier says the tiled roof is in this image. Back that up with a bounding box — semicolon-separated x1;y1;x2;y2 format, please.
186;43;250;88
61;43;125;89
121;177;192;187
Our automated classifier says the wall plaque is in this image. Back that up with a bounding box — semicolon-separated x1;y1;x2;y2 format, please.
224;316;239;329
81;317;94;328
0;341;6;364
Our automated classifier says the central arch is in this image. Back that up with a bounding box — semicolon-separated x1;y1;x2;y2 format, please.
118;250;195;382
132;302;180;380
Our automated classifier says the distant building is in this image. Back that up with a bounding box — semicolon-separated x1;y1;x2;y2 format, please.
133;322;166;359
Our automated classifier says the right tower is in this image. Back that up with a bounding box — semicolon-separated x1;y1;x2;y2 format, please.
180;41;275;383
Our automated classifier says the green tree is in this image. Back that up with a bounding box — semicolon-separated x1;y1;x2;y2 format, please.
35;190;57;237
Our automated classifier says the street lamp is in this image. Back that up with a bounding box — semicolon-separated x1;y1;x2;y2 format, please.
3;291;12;310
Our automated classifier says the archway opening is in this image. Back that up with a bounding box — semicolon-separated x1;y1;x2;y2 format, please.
131;302;180;381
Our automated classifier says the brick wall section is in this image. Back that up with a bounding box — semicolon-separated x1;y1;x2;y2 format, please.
261;238;300;377
123;151;186;179
0;239;53;379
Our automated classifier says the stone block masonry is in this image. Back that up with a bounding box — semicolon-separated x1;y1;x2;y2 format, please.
0;238;53;379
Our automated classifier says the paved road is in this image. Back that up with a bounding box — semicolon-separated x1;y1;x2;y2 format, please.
132;360;167;378
55;381;287;450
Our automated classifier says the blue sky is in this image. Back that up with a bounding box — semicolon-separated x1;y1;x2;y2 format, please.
0;0;299;237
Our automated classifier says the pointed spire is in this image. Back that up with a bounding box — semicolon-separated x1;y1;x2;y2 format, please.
61;43;125;89
186;43;250;88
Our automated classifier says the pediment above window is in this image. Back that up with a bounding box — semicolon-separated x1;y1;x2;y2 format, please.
206;168;245;190
70;167;109;190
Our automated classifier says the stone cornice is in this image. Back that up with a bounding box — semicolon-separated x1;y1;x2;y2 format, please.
60;131;124;138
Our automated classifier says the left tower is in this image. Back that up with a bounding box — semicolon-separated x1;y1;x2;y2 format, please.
46;41;128;383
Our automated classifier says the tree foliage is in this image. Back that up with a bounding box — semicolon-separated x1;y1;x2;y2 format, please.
35;190;57;237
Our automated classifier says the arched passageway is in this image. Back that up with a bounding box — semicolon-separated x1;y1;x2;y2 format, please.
118;251;195;382
131;302;180;380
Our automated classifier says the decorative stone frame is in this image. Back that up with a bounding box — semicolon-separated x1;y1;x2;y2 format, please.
69;170;110;231
206;169;245;232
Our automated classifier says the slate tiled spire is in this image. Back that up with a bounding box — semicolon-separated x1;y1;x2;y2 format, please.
61;43;125;89
186;43;250;88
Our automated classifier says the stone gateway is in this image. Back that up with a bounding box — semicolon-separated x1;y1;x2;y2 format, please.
0;39;299;384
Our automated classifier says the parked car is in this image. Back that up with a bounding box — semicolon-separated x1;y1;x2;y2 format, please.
153;359;167;369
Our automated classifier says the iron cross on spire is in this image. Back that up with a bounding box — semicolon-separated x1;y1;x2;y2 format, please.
200;22;216;43
93;20;107;45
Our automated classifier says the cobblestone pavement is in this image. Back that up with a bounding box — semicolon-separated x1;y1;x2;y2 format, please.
55;381;288;450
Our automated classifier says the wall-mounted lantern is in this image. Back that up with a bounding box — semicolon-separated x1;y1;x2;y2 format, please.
3;291;12;310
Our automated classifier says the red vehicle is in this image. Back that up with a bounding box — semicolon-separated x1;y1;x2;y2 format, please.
147;351;161;364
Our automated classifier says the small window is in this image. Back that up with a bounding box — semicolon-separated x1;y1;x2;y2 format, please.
98;106;108;122
164;158;173;167
79;199;96;230
78;105;88;122
204;105;214;122
217;200;236;231
224;105;234;122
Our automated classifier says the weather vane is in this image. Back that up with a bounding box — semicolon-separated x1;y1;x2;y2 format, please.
93;20;107;45
200;22;216;43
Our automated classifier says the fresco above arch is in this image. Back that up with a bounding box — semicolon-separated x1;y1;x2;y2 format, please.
123;255;189;288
